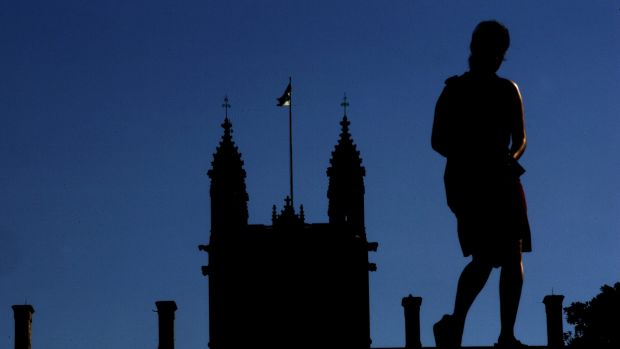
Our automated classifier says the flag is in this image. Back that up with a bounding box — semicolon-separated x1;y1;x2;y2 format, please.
276;82;291;106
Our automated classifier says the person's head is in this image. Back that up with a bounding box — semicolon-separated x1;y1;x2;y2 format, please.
468;20;510;73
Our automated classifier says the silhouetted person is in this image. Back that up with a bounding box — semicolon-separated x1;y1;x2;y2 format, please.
431;20;532;348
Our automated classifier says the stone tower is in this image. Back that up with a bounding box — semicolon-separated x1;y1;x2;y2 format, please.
201;112;377;349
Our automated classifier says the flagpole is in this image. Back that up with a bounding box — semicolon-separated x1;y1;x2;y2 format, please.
288;76;294;207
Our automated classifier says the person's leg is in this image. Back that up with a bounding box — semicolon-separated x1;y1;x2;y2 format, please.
498;248;524;342
452;256;493;339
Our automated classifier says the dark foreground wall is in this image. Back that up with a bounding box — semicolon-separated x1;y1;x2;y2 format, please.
376;347;548;349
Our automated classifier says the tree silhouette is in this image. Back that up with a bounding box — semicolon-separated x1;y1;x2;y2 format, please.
564;282;620;348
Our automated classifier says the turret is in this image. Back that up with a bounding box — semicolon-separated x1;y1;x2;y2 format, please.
207;117;249;236
327;114;366;233
203;111;250;349
12;305;34;349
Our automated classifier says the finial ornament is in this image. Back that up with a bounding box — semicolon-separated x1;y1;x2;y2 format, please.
222;95;231;119
340;93;349;117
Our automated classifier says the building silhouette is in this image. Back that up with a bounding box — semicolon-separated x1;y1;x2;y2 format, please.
200;113;378;349
3;102;568;349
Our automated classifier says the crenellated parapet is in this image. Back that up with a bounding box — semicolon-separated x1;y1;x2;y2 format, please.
272;196;305;227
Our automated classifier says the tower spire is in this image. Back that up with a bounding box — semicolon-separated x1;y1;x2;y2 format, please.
327;110;366;231
340;93;349;117
222;95;231;119
207;109;249;235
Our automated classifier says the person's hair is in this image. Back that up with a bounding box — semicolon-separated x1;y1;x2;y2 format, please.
468;20;510;71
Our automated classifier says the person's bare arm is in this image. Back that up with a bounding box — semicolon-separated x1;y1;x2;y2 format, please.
509;81;526;160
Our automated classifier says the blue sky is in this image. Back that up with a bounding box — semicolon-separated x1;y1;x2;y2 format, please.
1;1;619;348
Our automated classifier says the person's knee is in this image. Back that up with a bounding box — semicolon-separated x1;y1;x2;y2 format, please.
505;245;522;267
501;250;523;278
471;254;494;271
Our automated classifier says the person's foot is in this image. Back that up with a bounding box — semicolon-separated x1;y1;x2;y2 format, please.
494;335;528;348
433;314;462;348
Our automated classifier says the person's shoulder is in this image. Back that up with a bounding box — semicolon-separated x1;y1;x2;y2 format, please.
444;75;461;85
441;74;466;94
496;76;523;105
445;72;474;85
496;76;521;93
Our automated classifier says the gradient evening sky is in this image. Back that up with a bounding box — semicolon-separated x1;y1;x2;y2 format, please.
1;1;619;348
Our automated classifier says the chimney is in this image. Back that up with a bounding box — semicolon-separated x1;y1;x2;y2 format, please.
543;294;565;348
12;305;35;349
155;301;177;349
402;295;422;348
